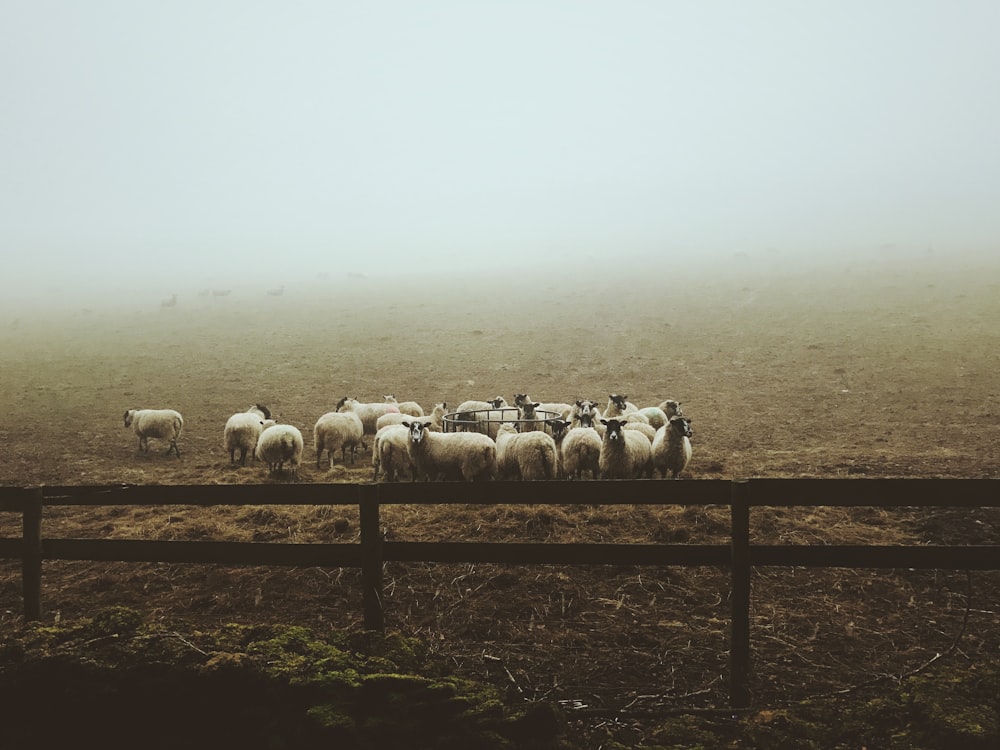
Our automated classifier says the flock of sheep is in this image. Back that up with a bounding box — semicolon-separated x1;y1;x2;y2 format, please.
122;393;694;482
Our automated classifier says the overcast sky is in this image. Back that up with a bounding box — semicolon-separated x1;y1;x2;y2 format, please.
3;1;999;291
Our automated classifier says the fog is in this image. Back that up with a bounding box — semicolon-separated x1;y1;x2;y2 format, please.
3;1;1000;311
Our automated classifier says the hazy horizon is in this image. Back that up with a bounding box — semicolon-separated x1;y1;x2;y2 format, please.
3;1;999;300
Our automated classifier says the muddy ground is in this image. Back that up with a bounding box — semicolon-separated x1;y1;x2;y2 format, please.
2;253;999;746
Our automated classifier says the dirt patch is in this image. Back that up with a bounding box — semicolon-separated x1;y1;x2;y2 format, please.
2;259;999;746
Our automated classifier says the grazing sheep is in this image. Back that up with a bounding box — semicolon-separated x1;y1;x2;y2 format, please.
336;396;398;437
651;415;693;479
223;404;273;465
123;408;184;457
372;424;415;482
376;402;447;432
314;411;366;468
255;423;304;479
403;420;496;481
598;418;653;479
160;294;177;308
495;423;558;480
384;394;424;417
604;394;638;418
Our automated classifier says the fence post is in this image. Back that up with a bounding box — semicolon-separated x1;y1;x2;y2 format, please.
730;479;751;708
22;488;43;621
359;484;384;632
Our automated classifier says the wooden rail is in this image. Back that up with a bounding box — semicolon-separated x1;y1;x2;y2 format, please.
1;478;998;708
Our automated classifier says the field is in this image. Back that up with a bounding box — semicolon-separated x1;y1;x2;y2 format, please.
2;253;999;746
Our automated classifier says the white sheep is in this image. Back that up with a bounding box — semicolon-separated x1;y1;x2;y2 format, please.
598;418;652;479
223;404;273;465
569;399;602;429
636;406;669;430
314;411;366;468
495;423;558;480
546;419;602;480
658;400;684;419
376;402;447;432
255;423;304;479
651;415;693;479
513;394;573;421
123;408;184;457
372;424;415;482
604;393;639;418
336;396;398;436
384;394;424;417
623;420;657;443
451;396;508;432
403;420;496;481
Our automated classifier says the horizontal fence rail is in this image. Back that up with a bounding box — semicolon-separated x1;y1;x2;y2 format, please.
1;478;998;708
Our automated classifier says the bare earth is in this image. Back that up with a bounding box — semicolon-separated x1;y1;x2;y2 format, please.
2;254;999;746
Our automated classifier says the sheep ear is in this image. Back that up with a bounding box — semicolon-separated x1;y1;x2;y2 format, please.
600;419;609;425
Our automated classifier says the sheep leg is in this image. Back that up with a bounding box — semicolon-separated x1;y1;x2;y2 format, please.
167;439;181;457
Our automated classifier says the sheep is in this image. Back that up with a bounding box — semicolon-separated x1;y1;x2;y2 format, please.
604;393;638;418
384;394;424;417
160;293;177;308
451;396;507;432
513;394;573;421
494;422;558;480
636;406;669;430
402;420;496;481
266;285;285;296
255;423;304;479
569;399;602;429
376;402;447;432
547;419;602;480
372;424;415;482
658;400;684;419
223;404;273;465
336;396;397;438
123;408;184;457
623;420;657;443
598;418;653;479
651;415;693;479
314;411;365;468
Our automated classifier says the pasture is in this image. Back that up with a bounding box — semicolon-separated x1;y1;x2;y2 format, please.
2;254;999;745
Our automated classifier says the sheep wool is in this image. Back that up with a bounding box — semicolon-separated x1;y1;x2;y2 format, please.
223;404;272;466
403;420;496;481
561;426;603;480
314;411;366;469
124;408;184;457
495;423;558;481
651;415;693;479
372;424;414;482
255;423;304;479
598;418;653;479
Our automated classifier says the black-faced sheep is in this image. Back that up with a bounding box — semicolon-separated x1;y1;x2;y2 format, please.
598;418;652;479
403;420;496;481
124;408;184;457
494;423;558;480
651;415;693;479
604;394;638;418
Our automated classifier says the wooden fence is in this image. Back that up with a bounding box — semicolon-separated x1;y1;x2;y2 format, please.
1;478;998;708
